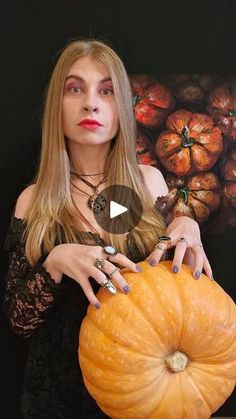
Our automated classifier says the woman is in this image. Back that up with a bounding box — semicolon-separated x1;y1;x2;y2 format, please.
3;39;212;418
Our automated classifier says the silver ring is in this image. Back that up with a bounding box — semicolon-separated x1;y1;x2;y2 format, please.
109;268;120;278
101;278;117;294
157;235;171;248
103;245;118;256
155;243;167;251
95;257;105;270
178;237;189;246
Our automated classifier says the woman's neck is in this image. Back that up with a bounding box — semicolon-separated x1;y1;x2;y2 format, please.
68;143;110;175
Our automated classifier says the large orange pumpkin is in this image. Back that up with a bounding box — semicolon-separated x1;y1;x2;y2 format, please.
79;261;236;419
155;109;223;176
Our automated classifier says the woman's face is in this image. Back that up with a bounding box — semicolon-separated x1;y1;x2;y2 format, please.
62;55;119;148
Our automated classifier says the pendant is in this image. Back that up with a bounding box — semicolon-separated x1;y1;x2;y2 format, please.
88;193;107;214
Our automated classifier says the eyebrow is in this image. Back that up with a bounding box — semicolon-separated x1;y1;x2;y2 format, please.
65;75;112;84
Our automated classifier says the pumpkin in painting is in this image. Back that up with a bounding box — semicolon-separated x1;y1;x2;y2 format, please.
207;79;236;140
136;130;157;166
221;145;236;181
155;172;221;224
155;109;223;176
166;74;220;104
129;75;175;129
79;261;236;419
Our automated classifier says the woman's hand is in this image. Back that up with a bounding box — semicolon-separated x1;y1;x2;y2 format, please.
145;216;213;279
43;243;140;307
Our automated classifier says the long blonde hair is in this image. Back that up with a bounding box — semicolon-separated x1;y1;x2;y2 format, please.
24;39;165;264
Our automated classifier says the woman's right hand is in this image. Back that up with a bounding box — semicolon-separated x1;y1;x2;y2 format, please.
43;244;140;307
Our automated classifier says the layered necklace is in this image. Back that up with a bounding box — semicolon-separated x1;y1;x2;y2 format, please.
70;171;107;214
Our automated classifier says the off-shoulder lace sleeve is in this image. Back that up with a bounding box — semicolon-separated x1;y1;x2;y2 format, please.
3;218;60;338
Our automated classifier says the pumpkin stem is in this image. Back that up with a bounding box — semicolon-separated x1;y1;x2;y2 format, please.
133;95;142;106
177;186;189;204
181;126;196;148
165;351;188;372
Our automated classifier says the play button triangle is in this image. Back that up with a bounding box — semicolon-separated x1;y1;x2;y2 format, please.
110;200;128;219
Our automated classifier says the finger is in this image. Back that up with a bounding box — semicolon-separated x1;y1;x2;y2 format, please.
203;255;213;279
103;260;131;293
191;245;204;279
107;253;142;273
145;247;167;266
79;276;101;308
171;241;189;273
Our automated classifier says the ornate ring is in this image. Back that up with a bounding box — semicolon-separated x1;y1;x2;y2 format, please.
95;257;106;270
103;245;118;256
109;268;120;278
155;243;167;251
101;278;117;295
178;237;189;246
157;235;172;248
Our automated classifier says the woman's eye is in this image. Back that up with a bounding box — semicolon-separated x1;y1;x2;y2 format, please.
70;86;82;94
100;88;114;96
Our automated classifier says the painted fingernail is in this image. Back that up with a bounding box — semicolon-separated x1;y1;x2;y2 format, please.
194;271;201;280
149;259;156;267
136;265;142;272
172;265;179;273
211;274;214;280
95;303;101;309
123;285;130;293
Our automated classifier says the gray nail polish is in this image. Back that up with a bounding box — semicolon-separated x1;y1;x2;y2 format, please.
149;259;156;267
172;265;179;273
136;265;142;272
194;271;201;280
211;274;214;280
123;285;130;293
95;303;101;309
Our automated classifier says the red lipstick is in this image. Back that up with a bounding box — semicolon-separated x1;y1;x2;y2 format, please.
78;119;102;130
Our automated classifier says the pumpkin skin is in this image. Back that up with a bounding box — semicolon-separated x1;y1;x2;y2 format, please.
136;130;157;166
166;74;219;104
155;109;223;176
79;261;236;419
155;172;221;224
129;75;174;129
208;79;236;140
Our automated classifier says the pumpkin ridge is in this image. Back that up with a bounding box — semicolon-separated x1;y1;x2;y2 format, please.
86;301;163;358
183;371;212;414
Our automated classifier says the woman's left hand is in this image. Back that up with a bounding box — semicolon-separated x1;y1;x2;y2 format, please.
145;216;213;280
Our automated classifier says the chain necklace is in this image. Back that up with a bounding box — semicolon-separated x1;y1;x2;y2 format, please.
70;172;107;213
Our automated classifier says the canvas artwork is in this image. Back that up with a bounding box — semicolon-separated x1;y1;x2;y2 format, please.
131;75;236;235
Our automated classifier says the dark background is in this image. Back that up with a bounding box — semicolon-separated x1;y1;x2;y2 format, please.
1;1;236;417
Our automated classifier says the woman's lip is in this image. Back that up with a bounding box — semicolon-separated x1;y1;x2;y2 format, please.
78;123;102;130
78;119;102;126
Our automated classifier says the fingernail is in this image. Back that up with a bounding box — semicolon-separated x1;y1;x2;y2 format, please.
194;271;201;280
136;265;142;272
123;285;130;293
211;274;214;280
95;303;101;309
149;259;156;267
172;265;179;273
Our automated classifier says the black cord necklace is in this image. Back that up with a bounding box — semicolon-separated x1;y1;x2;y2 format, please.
70;172;107;213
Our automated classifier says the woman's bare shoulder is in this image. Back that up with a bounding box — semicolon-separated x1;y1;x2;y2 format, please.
14;184;36;219
138;164;168;200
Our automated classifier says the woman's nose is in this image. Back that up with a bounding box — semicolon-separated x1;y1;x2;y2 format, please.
83;91;98;112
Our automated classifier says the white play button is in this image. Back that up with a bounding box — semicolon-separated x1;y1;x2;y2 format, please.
110;200;128;219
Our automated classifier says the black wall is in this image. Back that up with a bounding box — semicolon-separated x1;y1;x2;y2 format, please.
1;1;236;417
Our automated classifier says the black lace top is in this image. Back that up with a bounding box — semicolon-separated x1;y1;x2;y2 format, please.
3;217;145;419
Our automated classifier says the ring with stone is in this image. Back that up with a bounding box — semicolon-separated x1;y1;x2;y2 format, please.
157;235;172;248
95;257;106;270
103;245;118;256
101;278;117;294
178;237;189;246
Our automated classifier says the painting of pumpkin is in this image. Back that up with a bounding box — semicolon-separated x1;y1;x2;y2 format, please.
129;74;175;129
166;74;220;104
155;171;221;224
221;145;236;181
79;261;236;419
155;109;223;176
136;130;157;166
207;79;236;140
